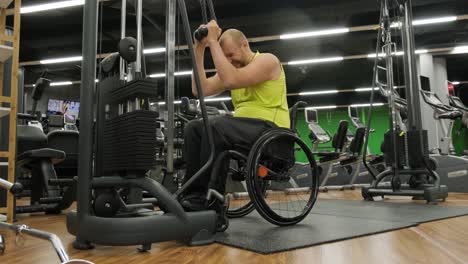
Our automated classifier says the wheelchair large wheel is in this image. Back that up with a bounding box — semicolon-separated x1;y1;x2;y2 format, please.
225;159;267;218
246;128;319;226
226;181;268;218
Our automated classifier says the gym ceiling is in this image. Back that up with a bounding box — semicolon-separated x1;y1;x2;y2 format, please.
16;0;468;106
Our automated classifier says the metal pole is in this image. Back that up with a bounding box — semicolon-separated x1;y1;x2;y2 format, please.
17;67;24;114
76;0;99;222
401;0;423;131
120;0;126;81
175;0;216;197
135;0;143;74
165;0;176;175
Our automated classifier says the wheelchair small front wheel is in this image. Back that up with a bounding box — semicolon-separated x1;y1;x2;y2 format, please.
246;128;319;226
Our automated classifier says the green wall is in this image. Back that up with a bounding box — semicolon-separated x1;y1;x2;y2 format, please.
295;107;390;162
452;120;468;156
295;106;468;162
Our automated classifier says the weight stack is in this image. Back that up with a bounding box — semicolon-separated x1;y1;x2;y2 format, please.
382;130;407;168
103;110;159;173
406;130;429;168
101;78;160;175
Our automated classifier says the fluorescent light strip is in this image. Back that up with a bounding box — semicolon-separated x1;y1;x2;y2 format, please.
288;57;344;65
299;90;339;96
158;100;182;106
350;103;385;108
149;71;193;78
368;50;428;58
367;53;385;58
355;87;379;92
175;71;193;76
280;28;349;40
413;16;457;26
40;56;82;65
143;47;166;54
39;47;165;65
21;0;84;14
157;97;231;106
149;73;166;78
205;97;231;102
306;106;338;110
50;81;73;86
452;45;468;54
451;81;461;85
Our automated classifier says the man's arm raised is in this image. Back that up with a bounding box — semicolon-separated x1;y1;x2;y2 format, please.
191;43;225;97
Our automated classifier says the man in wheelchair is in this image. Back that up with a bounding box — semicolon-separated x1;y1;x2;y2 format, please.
181;20;290;211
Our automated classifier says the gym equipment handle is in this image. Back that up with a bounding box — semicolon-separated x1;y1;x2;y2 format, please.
194;27;209;41
194;0;217;42
0;178;23;195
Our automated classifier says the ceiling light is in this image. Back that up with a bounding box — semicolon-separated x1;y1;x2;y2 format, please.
299;90;339;96
350;103;385;108
149;73;166;78
288;57;343;65
306;105;338;110
50;81;73;86
175;71;193;76
158;100;182;105
205;97;231;102
390;22;402;28
22;0;84;14
451;81;460;85
412;16;457;26
150;71;193;78
143;47;166;54
40;56;82;64
452;45;468;54
367;53;385;58
280;28;349;40
355;87;379;92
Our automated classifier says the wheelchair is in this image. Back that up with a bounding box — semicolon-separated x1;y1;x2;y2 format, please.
206;102;320;228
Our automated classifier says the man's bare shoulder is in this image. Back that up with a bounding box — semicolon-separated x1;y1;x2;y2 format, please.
257;53;280;62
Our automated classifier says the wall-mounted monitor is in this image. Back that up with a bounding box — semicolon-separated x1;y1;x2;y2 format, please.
47;99;80;117
47;99;63;115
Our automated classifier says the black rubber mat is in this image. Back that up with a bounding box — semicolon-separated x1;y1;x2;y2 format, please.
215;199;468;254
312;199;468;223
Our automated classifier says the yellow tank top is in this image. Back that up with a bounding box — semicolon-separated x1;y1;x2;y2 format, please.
231;52;290;128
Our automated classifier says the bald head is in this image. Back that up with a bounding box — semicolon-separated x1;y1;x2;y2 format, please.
218;29;254;68
219;29;248;48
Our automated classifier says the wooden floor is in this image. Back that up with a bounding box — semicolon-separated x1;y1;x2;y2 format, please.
2;191;468;264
